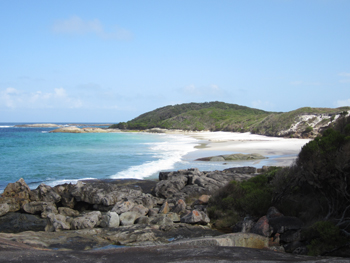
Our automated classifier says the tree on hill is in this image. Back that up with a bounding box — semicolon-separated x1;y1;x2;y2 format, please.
296;114;350;233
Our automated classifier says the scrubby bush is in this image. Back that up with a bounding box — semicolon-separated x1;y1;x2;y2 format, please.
304;221;349;256
208;170;277;230
305;126;313;133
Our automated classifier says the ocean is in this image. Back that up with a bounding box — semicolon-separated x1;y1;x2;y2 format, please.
0;123;276;193
0;123;221;192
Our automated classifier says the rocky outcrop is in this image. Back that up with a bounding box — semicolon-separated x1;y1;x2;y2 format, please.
49;127;119;133
30;183;61;203
153;167;256;201
196;153;267;162
14;124;61;128
70;211;102;230
0;212;47;233
277;112;350;138
180;210;210;225
0;178;31;214
0;169;312;257
45;213;71;232
232;207;306;254
100;211;120;228
120;211;141;226
22;201;58;218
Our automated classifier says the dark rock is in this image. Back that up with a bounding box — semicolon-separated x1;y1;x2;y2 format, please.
171;199;187;214
242;217;255;233
0;212;47;233
280;230;301;243
30;183;61;203
269;216;304;234
159;201;170;214
0;178;31;215
71;181;142;206
180;210;210;225
231;221;243;233
284;241;307;253
0;203;10;217
165;212;180;223
153;175;188;199
131;204;149;216
266;206;284;219
223;167;257;174
100;211;120;228
111;200;135;214
135;216;150;225
70;211;102;230
147;208;159;217
196;153;266;162
2;178;31;200
22;201;58;218
292;245;308;255
45;213;71;232
251;216;272;237
53;184;76;209
150;215;174;231
119;211;141;226
58;207;79;217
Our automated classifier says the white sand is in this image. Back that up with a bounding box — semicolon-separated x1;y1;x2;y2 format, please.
182;131;311;167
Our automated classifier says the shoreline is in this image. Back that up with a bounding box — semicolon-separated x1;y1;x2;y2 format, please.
168;131;311;167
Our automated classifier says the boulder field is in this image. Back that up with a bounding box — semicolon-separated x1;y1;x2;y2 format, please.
0;167;346;262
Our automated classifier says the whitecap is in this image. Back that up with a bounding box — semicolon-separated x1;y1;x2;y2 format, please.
110;134;199;180
46;177;96;187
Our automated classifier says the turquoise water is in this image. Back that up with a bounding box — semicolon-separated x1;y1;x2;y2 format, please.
0;123;199;191
0;123;278;192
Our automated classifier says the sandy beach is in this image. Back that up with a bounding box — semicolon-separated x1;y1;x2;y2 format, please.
178;131;311;167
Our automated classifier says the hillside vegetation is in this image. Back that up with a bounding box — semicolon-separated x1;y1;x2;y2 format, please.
208;114;350;256
110;101;350;138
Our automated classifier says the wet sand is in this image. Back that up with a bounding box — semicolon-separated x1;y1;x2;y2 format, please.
182;131;311;167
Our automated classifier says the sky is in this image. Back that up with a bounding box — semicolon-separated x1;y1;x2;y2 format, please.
1;0;350;123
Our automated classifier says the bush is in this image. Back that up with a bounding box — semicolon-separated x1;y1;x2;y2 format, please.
208;172;275;230
305;221;349;256
305;126;313;133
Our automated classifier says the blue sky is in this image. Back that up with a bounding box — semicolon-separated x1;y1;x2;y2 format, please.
1;0;349;122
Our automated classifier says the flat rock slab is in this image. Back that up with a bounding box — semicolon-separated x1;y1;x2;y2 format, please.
196;153;267;162
80;179;158;195
0;239;347;263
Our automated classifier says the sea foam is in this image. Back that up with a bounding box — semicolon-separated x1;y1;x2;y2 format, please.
110;134;199;179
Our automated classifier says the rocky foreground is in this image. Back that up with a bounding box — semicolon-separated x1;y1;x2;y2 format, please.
0;167;348;262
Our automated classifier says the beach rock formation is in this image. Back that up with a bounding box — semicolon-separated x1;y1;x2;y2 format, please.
49;127;119;133
14;123;61;128
153;167;257;201
196;153;267;162
0;168;323;259
0;212;47;233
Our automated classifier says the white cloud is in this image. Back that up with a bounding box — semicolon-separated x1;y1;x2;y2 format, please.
183;84;200;95
52;16;132;40
338;72;350;83
338;72;350;77
336;99;350;107
0;87;82;109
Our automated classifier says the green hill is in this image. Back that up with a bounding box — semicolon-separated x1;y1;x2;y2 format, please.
110;101;350;138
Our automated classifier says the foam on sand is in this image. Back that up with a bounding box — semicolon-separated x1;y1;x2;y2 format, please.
110;134;199;179
186;131;311;166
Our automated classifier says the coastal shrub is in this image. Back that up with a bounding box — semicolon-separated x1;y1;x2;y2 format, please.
238;174;273;216
304;221;349;256
208;172;275;230
305;126;313;133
